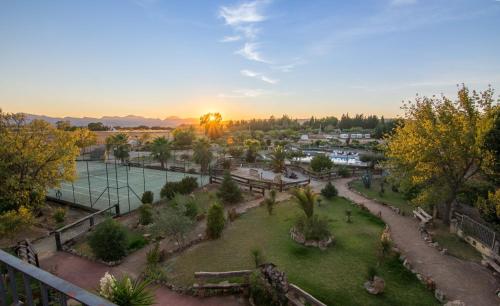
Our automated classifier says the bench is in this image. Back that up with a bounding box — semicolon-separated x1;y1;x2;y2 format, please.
413;207;432;225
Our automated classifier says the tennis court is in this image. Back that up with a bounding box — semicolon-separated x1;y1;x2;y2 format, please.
48;160;209;213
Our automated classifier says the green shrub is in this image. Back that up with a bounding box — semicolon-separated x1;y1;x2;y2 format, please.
177;177;199;194
99;273;155;306
170;194;199;220
160;177;199;200
310;154;333;172
295;215;331;241
337;166;351;178
53;207;67;224
249;271;279;306
141;191;154;204
160;182;178;200
89;219;127;262
206;202;225;239
139;204;153;225
127;231;148;251
321;182;338;199
217;171;243;204
146;242;161;266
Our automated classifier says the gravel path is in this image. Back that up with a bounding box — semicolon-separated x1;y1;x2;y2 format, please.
334;178;499;306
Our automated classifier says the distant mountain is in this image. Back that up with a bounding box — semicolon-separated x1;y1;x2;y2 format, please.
23;113;198;128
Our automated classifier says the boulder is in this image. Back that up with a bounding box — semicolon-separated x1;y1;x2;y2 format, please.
364;276;385;295
444;301;466;306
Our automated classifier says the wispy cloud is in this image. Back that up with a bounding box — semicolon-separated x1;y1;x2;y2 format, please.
241;69;278;84
220;35;242;42
271;58;306;73
236;43;270;63
219;1;267;26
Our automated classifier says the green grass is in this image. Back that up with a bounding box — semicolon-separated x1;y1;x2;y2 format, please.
350;179;413;215
165;198;438;306
430;222;483;262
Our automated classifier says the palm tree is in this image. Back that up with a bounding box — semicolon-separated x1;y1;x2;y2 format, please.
150;136;171;169
291;186;316;219
270;145;286;173
193;138;213;173
105;133;130;163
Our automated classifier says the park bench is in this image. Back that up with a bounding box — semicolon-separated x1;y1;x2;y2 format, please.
413;207;432;225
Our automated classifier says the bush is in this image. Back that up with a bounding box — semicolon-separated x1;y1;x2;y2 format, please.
139;204;153;225
184;197;199;220
177;177;199;194
160;182;178;200
217;171;243;204
127;232;147;251
295;215;331;241
160;177;199;200
206;202;225;239
170;194;199;220
337;166;351;178
249;271;279;306
141;191;154;204
53;207;67;224
310;154;333;172
0;206;33;239
146;242;162;266
89;219;127;262
321;182;338;199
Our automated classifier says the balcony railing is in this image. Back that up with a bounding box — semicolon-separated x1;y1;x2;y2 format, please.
0;249;115;306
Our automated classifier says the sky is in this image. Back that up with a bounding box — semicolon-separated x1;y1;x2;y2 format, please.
1;0;499;120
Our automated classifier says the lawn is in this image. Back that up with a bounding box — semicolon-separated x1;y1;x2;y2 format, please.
165;197;439;306
430;221;483;262
350;179;414;215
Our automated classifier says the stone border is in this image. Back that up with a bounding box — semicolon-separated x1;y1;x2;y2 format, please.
289;227;334;250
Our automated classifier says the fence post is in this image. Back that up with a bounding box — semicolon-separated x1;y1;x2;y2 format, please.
114;204;121;217
89;216;94;229
55;232;62;251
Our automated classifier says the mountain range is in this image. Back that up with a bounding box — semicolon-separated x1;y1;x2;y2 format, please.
24;113;198;128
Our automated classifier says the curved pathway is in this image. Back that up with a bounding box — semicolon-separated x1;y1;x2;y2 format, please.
335;178;499;306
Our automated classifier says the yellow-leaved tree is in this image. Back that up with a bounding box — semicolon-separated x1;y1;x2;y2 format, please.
385;85;499;223
0;110;80;234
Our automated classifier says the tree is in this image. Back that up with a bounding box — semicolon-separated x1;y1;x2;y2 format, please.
321;182;338;199
150;136;171;169
105;133;130;163
228;145;244;159
385;85;498;223
244;139;260;163
0;111;80;214
217;171;243;204
153;205;193;247
206;202;225;239
87;122;109;131
291;186;317;219
200;112;223;140
192;138;213;173
56;120;72;131
74;128;97;156
172;126;195;146
270;146;286;173
310;154;333;172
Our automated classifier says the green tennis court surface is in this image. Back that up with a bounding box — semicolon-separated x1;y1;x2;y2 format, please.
48;160;209;213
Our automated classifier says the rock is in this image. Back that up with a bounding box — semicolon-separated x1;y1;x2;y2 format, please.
364;276;385;295
440;248;448;255
444;300;466;306
435;289;446;303
432;242;439;248
481;259;489;267
143;233;151;239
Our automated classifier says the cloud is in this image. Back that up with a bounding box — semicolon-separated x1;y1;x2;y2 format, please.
240;69;278;84
236;24;260;40
236;43;270;63
271;58;306;73
219;1;267;26
220;35;242;42
219;88;291;98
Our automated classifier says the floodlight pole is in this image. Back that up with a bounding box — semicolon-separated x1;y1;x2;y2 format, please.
114;159;120;207
142;155;146;193
126;165;131;213
105;163;111;208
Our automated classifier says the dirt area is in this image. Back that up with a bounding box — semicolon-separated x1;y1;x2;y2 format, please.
0;201;91;249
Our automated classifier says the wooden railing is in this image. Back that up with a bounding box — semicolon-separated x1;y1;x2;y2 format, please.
14;240;39;267
0;249;115;306
54;204;120;251
209;173;310;193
